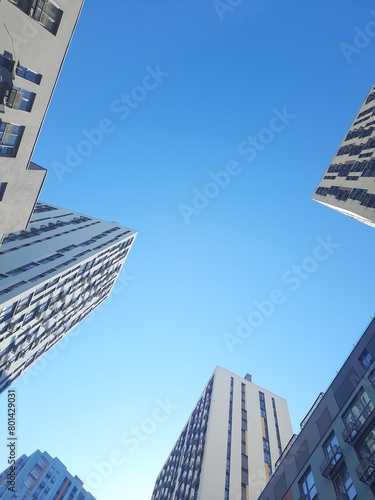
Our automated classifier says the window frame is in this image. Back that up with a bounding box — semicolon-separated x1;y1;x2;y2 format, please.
16;63;42;84
299;467;318;500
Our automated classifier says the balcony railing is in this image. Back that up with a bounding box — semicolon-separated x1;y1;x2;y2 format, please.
275;433;298;469
320;445;344;478
356;455;375;484
300;393;325;429
342;404;375;445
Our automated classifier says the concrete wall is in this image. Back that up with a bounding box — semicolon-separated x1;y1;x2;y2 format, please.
0;0;84;239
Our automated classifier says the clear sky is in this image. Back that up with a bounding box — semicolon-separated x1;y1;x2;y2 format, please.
1;0;375;498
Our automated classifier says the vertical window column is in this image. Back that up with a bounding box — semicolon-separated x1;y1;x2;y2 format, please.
241;383;248;500
225;377;234;500
272;397;283;457
259;391;272;479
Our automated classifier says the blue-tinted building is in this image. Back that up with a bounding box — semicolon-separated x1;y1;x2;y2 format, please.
0;449;95;499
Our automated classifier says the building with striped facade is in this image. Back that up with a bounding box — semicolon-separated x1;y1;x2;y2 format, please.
151;366;293;500
312;83;375;227
0;201;136;393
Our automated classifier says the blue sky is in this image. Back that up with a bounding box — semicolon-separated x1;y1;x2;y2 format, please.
1;0;375;498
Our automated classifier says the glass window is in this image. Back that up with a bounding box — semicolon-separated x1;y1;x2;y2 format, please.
0;54;14;71
16;295;31;313
333;463;356;500
9;0;32;13
359;349;373;369
16;64;42;84
343;388;374;430
31;0;63;35
0;122;24;157
299;468;317;500
6;86;36;112
0;182;7;201
0;304;15;322
39;253;63;264
264;450;271;464
225;472;230;488
323;432;340;459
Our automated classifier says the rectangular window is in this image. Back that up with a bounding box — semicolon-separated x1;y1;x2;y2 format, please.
299;467;317;500
263;450;271;464
225;472;230;488
38;253;63;264
320;432;344;478
16;295;31;313
359;349;373;369
10;0;63;35
0;182;7;201
343;388;374;430
8;262;39;275
9;0;32;14
0;122;24;157
16;63;42;84
6;86;36;112
332;463;356;500
0;54;14;72
31;0;63;35
241;483;247;500
323;432;340;458
0;304;15;323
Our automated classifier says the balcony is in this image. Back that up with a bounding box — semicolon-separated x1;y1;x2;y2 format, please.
356;455;375;485
320;445;344;478
342;404;375;445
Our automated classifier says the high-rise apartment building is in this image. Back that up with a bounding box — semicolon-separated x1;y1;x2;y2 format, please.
151;366;293;500
0;0;85;241
0;449;95;499
312;83;375;227
0;202;137;394
257;317;375;500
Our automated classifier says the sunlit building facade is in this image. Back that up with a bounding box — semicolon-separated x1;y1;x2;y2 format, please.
0;202;137;393
0;449;95;499
257;317;375;500
151;366;293;500
312;83;375;227
0;0;85;241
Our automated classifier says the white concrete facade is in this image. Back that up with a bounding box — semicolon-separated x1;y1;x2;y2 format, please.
152;366;293;500
312;83;375;227
0;202;137;393
0;0;85;240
